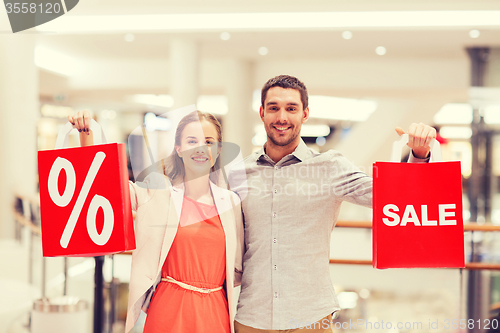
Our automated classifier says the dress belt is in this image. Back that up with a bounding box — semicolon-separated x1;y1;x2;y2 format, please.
161;276;223;294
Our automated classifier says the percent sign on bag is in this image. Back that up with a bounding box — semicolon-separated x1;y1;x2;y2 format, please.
49;152;113;248
38;122;135;257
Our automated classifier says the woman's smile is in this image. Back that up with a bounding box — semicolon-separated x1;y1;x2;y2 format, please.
191;155;209;163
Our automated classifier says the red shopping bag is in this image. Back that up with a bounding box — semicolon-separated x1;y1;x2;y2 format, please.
372;134;464;268
38;120;135;257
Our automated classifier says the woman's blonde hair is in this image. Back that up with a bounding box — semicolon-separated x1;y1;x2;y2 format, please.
164;111;222;185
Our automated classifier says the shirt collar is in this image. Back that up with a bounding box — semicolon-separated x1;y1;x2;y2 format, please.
256;138;310;163
291;139;310;162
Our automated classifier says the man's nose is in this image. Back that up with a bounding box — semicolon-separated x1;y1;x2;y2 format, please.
276;109;288;122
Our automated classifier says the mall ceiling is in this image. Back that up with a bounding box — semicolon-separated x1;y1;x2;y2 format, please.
31;0;500;62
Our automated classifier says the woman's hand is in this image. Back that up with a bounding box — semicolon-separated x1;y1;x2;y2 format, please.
68;110;94;147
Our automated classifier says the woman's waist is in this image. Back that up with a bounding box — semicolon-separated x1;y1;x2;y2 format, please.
161;273;224;289
160;275;225;293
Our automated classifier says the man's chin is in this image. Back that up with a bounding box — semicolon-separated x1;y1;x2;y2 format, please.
268;135;296;147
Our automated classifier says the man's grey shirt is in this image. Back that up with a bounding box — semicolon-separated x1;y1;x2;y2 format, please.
228;139;377;330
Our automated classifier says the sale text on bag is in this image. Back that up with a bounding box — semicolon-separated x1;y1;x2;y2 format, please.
382;204;457;226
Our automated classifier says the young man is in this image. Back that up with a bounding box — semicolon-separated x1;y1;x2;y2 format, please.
228;75;436;333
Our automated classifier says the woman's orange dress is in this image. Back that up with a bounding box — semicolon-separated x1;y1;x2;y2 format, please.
143;196;230;333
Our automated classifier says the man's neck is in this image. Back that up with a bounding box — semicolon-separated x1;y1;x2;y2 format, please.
264;139;300;164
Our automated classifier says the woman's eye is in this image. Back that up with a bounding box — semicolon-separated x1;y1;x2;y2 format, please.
188;140;197;144
206;141;214;146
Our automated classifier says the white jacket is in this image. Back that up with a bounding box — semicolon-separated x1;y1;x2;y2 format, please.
125;173;244;333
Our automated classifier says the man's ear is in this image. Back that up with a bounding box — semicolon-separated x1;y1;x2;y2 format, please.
259;106;265;122
302;107;310;123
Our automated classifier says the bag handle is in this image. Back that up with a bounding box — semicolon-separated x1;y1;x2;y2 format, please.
55;119;107;149
390;133;442;163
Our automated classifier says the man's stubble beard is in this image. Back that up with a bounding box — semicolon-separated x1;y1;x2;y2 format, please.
266;124;300;148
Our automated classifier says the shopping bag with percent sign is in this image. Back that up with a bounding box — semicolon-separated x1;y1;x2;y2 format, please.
372;134;465;268
38;120;135;257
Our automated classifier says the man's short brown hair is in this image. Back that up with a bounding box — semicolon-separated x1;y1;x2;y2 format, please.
261;75;309;109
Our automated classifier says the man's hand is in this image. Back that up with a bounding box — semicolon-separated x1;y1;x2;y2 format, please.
395;123;437;159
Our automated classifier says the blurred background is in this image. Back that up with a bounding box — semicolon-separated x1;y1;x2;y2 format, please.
1;0;500;332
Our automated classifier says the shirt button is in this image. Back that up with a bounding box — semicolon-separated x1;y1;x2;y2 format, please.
273;238;277;243
274;265;277;270
274;292;278;298
273;212;277;218
274;165;279;170
274;188;278;194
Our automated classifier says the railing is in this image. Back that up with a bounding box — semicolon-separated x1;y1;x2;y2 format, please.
333;220;500;270
14;202;500;271
336;220;500;232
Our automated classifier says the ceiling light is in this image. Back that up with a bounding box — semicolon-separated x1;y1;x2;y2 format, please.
301;125;330;137
35;46;79;76
197;95;228;115
258;47;269;56
359;289;370;299
252;131;267;146
252;90;261;112
469;29;480;38
375;46;386;55
253;124;330;137
342;31;353;40
308;96;377;121
316;137;326;146
254;124;330;138
144;112;171;132
124;33;135;42
337;292;358;309
220;32;231;40
440;126;473;139
101;109;117;120
35;11;500;33
40;104;74;118
252;93;377;122
484;105;500;124
433;103;473;124
132;94;175;108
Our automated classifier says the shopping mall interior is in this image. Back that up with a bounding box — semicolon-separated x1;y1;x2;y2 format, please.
1;0;500;332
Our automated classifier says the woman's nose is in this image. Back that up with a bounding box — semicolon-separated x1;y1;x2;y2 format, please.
194;142;207;153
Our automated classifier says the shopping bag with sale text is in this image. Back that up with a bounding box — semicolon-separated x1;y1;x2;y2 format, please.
38;120;135;257
372;134;464;268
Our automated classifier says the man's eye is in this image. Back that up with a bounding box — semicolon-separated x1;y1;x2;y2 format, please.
288;108;296;112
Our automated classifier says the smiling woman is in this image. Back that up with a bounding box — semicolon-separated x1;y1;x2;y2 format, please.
68;109;244;333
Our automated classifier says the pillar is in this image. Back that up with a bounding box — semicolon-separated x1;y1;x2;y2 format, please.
162;38;200;155
224;59;255;157
466;47;500;333
0;34;38;239
170;38;199;110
